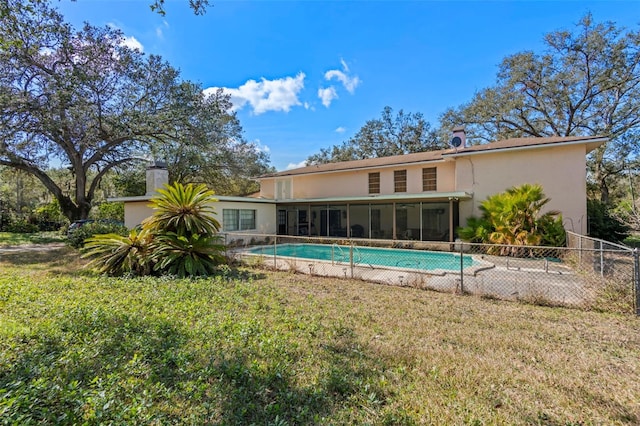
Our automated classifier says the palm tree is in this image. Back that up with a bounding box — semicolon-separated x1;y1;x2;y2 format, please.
142;182;221;235
83;182;225;277
459;183;565;255
82;228;154;276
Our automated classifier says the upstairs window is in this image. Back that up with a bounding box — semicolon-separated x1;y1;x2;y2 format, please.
276;179;292;199
394;170;407;192
422;167;437;191
369;172;380;194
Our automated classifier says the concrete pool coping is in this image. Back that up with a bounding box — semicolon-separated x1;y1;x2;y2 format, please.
238;244;495;276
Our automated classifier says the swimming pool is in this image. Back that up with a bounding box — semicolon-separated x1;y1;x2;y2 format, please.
248;243;476;272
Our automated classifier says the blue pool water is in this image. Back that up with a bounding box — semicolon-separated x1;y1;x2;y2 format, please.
249;243;475;271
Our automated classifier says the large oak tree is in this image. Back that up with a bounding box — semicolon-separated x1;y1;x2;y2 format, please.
0;0;265;221
307;106;445;165
440;14;640;204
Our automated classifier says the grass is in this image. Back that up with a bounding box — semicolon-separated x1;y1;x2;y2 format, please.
1;247;639;424
0;231;66;246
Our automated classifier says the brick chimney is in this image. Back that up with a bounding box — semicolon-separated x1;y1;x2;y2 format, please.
146;160;168;195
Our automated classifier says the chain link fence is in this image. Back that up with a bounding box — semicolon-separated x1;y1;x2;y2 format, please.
223;232;639;315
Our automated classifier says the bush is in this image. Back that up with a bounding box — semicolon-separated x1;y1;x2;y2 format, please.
6;218;39;233
94;202;124;221
458;184;565;252
67;221;128;248
587;199;630;243
33;201;66;231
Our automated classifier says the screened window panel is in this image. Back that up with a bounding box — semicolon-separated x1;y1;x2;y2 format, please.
394;170;407;192
369;172;380;194
422;167;437;191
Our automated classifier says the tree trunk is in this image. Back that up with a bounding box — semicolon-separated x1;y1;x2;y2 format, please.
592;146;610;205
600;178;610;205
57;195;91;222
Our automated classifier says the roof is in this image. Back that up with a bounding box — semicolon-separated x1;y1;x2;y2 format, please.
258;135;607;179
107;194;275;203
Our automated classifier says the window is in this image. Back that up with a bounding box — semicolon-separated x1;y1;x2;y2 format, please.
369;172;380;194
394;170;407;192
276;179;292;199
422;167;437;191
223;209;256;231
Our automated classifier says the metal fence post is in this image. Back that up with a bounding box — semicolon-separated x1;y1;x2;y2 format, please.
599;240;604;278
350;242;354;279
578;233;582;265
634;248;640;316
273;235;277;270
459;241;464;294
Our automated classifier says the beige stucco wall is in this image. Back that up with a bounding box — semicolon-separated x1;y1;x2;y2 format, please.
261;161;455;200
454;144;588;234
123;199;276;234
257;142;592;235
124;201;153;229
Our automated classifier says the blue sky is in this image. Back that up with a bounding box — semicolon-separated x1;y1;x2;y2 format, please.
57;0;640;171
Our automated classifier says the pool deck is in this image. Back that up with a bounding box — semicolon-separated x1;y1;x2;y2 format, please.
237;249;592;308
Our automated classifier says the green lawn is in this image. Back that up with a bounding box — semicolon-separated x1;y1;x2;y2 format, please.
0;231;66;246
1;246;639;424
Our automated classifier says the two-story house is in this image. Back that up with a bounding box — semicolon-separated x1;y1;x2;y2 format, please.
257;132;605;241
114;131;606;242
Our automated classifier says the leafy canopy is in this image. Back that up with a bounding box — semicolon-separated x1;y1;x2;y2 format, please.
0;0;267;222
307;106;445;165
440;14;640;204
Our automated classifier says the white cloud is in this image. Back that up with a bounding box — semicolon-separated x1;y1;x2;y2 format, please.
286;160;308;170
120;35;144;52
107;24;144;52
156;20;169;39
251;139;270;153
340;58;350;72
206;73;306;115
318;86;338;108
335;126;346;133
324;59;360;94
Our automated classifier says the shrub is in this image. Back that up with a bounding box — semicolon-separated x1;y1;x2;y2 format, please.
587;199;630;243
539;215;567;246
94;201;125;221
33;201;66;231
68;221;128;248
458;183;566;253
142;182;221;236
6;218;39;233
